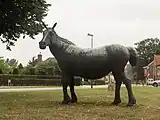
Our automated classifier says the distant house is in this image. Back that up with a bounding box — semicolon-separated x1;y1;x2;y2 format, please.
29;52;43;66
143;55;160;80
30;52;58;66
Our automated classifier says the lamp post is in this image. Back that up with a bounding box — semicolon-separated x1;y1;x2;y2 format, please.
87;33;93;48
87;33;94;88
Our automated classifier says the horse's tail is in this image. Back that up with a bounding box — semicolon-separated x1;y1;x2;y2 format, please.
127;47;138;67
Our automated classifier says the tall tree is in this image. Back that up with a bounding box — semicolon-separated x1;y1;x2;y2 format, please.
35;58;60;75
17;63;23;74
18;63;23;69
0;0;51;50
6;58;18;67
21;64;36;75
21;58;61;75
0;57;10;74
134;38;160;66
12;68;19;74
134;38;160;80
28;56;37;67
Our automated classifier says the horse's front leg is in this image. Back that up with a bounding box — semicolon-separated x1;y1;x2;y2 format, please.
61;73;71;104
69;77;77;103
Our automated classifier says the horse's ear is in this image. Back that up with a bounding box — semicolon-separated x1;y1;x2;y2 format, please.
52;23;57;30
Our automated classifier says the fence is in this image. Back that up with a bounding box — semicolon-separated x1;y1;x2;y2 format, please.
0;74;82;86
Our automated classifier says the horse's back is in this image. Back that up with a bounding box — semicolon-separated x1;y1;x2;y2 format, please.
58;44;130;72
65;45;107;57
106;44;130;58
104;44;131;70
61;44;130;66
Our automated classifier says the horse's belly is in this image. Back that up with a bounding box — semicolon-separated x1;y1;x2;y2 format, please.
77;69;110;79
58;55;111;78
72;62;111;79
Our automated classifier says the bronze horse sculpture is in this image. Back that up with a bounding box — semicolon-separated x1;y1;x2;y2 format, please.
39;23;138;106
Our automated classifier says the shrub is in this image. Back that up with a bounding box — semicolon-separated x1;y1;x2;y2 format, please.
0;68;3;74
94;79;105;85
0;74;82;86
12;68;19;74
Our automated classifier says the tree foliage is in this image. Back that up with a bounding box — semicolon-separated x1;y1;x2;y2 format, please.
35;58;61;75
21;58;61;75
6;58;18;67
0;0;51;50
18;63;23;69
0;57;10;74
134;38;160;80
28;57;37;67
21;64;35;75
134;38;160;66
12;68;19;74
0;68;2;74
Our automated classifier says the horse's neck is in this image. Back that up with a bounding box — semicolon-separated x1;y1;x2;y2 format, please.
49;44;63;60
49;33;75;59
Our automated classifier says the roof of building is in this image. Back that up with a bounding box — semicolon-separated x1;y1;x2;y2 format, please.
144;55;160;69
45;57;57;62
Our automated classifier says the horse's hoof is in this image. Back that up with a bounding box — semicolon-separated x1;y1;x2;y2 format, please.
111;100;121;105
71;99;77;103
127;103;136;107
61;100;71;104
127;98;136;106
127;101;136;107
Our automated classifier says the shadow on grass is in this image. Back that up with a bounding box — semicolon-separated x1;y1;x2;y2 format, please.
77;100;113;106
25;99;144;110
77;101;143;108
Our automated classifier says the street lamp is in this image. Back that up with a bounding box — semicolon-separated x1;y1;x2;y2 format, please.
87;33;94;88
87;33;93;48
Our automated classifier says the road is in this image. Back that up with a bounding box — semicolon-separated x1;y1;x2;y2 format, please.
0;84;145;92
0;85;109;92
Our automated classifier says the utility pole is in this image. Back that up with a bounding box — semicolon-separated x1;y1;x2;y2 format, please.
87;33;94;88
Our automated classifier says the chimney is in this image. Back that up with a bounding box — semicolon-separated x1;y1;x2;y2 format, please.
38;52;42;62
32;56;35;62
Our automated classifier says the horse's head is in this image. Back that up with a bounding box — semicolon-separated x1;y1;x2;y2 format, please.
39;22;57;49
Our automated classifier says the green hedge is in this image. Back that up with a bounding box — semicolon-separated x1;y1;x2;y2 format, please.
0;74;61;79
5;79;61;86
82;79;106;85
94;79;105;85
0;74;82;86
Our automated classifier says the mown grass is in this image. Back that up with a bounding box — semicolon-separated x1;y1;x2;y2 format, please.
0;86;59;89
0;86;160;120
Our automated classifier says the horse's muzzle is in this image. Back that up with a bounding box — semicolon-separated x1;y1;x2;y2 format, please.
39;42;46;49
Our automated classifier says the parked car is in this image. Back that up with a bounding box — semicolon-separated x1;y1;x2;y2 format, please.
147;80;160;87
146;79;154;85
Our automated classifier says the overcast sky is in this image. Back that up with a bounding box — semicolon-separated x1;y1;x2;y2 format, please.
1;0;160;65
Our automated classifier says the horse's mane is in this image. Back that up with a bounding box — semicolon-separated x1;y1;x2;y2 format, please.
58;36;76;46
54;31;76;46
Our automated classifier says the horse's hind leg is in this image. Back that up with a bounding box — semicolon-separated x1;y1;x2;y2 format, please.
112;72;122;105
115;70;136;106
61;72;72;104
122;72;136;106
69;77;77;103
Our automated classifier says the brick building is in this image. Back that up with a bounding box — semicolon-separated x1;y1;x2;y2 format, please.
144;55;160;80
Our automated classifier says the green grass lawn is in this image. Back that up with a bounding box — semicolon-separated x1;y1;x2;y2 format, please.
0;86;160;120
0;86;59;89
